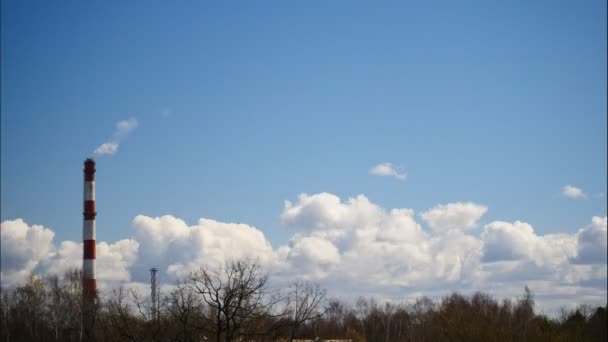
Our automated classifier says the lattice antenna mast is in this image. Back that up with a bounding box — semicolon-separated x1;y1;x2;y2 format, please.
150;267;158;321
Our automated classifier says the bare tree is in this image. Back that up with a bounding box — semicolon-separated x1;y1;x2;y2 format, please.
167;281;202;342
130;288;169;342
46;269;83;341
354;297;369;341
2;271;605;342
187;260;276;342
15;276;47;341
1;286;14;342
380;302;394;342
515;285;535;342
106;287;142;342
285;280;327;341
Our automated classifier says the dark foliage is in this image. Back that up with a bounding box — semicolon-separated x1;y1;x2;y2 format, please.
1;265;606;342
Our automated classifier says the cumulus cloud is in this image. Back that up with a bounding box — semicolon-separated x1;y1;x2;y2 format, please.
280;194;604;309
420;202;488;233
35;239;139;286
370;163;406;180
281;193;383;235
286;236;341;279
561;185;586;199
1;219;55;286
131;215;280;281
481;221;576;266
93;118;138;156
279;193;471;288
573;216;607;264
2;194;606;315
280;193;431;286
1;219;139;289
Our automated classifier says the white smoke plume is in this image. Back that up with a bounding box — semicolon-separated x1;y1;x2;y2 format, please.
93;118;138;156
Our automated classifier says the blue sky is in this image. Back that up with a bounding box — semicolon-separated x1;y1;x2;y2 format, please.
3;1;605;245
1;2;606;311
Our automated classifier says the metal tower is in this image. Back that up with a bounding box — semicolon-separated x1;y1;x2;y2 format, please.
150;267;159;321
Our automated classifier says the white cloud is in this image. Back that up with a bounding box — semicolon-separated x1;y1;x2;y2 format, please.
420;202;488;233
573;216;607;264
36;239;139;287
2;194;606;315
93;118;138;156
561;185;586;199
279;194;468;288
1;219;55;287
278;194;604;310
285;236;340;279
481;221;577;266
481;221;538;262
0;219;139;288
281;193;383;235
370;163;406;180
131;215;280;281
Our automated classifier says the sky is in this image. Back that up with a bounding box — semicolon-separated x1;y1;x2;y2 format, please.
1;1;606;314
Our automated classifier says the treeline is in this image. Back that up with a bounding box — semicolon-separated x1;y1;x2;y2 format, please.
1;260;606;342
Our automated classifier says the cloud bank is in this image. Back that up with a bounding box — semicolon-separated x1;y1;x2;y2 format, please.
2;193;606;314
93;118;138;156
1;219;138;288
370;163;406;180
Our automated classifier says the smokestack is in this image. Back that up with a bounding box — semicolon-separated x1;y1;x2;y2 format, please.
83;158;97;299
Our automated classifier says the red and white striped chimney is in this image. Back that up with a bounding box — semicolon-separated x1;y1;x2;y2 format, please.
83;158;97;299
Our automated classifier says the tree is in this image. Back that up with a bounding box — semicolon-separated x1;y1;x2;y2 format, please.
167;281;203;342
354;296;370;341
45;270;82;341
516;285;535;341
187;260;276;342
380;302;394;342
106;287;143;342
285;280;327;341
14;275;47;341
1;285;14;342
1;269;606;342
588;306;607;341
